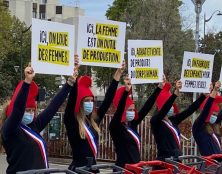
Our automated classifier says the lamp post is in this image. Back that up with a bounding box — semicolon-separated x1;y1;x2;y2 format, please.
20;25;32;80
191;0;206;156
191;0;206;102
191;0;206;52
204;10;222;40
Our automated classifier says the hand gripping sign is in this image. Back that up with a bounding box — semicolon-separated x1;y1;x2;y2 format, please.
180;51;214;93
77;16;126;68
31;18;75;75
128;40;163;84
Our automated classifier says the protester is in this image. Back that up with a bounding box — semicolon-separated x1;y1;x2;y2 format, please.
64;57;125;171
150;80;206;161
109;76;163;168
1;64;77;173
193;81;222;156
0;99;10;153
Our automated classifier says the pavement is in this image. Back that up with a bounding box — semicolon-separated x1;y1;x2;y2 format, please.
0;154;69;174
0;154;114;174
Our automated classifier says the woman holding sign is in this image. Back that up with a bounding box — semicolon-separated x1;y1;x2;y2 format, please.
192;81;222;157
150;80;206;162
109;76;163;168
0;64;77;173
64;58;125;171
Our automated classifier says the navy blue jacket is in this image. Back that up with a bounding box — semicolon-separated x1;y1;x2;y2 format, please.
193;97;222;156
1;82;71;174
64;79;119;170
151;94;206;160
109;87;162;167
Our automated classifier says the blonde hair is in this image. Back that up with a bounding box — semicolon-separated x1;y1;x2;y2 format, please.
213;123;222;137
0;100;10;153
204;122;222;136
77;101;100;139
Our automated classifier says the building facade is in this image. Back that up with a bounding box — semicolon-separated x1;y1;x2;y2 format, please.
3;0;85;27
3;0;107;99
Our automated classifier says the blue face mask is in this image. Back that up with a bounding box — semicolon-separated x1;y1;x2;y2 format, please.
167;107;174;117
209;115;217;124
22;112;34;125
126;111;135;122
83;102;94;115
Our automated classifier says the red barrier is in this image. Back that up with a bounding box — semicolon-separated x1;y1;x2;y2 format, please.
125;160;202;174
204;154;222;164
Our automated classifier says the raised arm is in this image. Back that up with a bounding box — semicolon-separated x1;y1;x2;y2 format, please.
2;66;34;137
34;57;79;132
132;86;162;126
193;81;220;129
171;94;206;125
64;77;78;131
150;80;181;125
96;61;125;124
110;84;131;125
34;83;72;132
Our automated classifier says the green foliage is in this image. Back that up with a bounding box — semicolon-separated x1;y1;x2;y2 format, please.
106;0;130;21
93;67;116;92
199;32;222;82
0;5;18;101
103;0;195;108
0;5;58;103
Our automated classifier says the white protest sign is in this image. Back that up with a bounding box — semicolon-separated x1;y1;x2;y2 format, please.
128;40;163;84
31;18;75;75
219;63;222;83
77;16;126;68
180;51;214;93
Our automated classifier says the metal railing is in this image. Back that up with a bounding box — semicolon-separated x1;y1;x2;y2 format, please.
0;108;197;161
44;112;197;162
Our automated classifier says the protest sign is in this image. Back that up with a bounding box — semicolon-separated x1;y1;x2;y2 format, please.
77;17;126;68
219;62;222;83
128;40;163;84
31;18;75;75
180;51;214;93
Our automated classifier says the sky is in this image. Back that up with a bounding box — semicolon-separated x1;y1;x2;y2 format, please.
182;0;222;35
60;0;222;36
60;0;113;19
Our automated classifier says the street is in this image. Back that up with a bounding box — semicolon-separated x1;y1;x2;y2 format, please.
0;154;68;174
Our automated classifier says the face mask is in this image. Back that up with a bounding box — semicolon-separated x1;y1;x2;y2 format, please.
22;112;34;125
209;115;217;124
167;107;174;117
83;102;94;115
126;111;135;122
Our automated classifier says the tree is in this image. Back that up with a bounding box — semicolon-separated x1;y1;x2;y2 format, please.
106;0;130;21
0;2;17;102
199;32;222;82
103;0;195;108
0;3;58;104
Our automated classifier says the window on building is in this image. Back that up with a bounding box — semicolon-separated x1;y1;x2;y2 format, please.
33;11;37;18
40;13;46;19
56;6;62;14
39;4;46;19
3;0;9;8
32;3;37;18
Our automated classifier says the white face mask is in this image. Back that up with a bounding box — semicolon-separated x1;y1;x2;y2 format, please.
126;111;135;122
209;114;217;124
83;102;94;115
22;112;34;125
167;107;174;117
